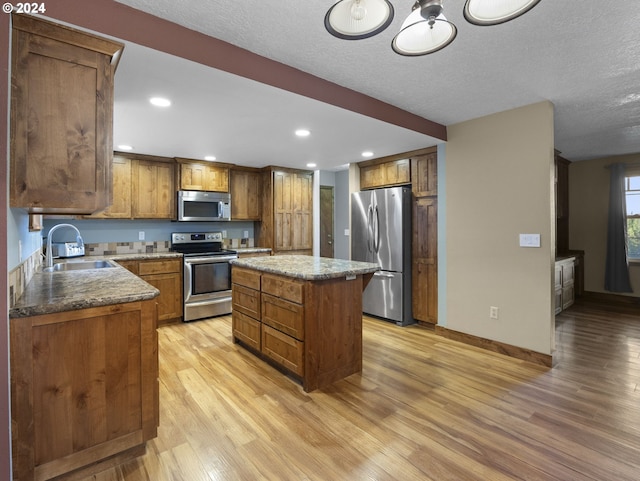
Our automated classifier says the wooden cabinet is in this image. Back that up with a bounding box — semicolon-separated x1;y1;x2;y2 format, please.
256;168;313;255
230;168;262;220
132;158;175;219
176;158;229;192
87;155;133;218
359;158;410;190
119;258;183;325
87;154;175;219
232;266;365;391
555;257;575;314
10;299;158;480
411;152;438;324
10;15;124;214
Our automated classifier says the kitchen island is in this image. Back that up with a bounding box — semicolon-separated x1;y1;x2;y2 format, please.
230;255;379;391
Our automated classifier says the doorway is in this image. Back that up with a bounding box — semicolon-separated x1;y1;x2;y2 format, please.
320;186;334;258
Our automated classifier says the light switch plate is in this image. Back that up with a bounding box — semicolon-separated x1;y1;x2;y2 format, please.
519;233;540;247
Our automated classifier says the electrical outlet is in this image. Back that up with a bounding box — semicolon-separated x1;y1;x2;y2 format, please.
222;230;227;238
138;231;145;241
243;230;249;238
489;306;499;319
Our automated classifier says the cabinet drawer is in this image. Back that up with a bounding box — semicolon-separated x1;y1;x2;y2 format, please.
262;274;304;304
262;293;304;340
232;284;261;320
138;259;182;275
232;311;261;351
261;324;304;376
233;267;261;290
118;260;139;275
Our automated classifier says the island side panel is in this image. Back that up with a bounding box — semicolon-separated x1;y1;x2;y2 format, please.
303;275;364;392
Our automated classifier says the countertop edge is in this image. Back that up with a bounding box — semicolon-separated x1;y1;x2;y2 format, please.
231;255;379;281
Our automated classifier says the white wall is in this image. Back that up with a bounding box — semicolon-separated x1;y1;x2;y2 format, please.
445;101;555;355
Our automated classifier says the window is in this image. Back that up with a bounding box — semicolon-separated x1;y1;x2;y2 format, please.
625;175;640;259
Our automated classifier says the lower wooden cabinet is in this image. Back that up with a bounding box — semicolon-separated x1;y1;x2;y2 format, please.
555;257;575;314
119;258;183;325
10;299;159;481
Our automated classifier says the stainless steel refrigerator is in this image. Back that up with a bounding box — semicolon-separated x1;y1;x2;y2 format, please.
351;186;413;326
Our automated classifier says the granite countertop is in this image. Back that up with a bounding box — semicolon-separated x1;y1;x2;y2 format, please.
9;256;165;319
231;255;379;281
234;247;272;254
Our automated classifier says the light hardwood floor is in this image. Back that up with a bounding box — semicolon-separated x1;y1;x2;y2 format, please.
85;299;640;481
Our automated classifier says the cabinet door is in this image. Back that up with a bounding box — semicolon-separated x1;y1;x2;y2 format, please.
132;160;175;219
411;153;438;197
384;159;410;186
180;163;207;191
412;197;438;324
180;162;228;192
87;156;132;218
142;272;183;324
230;170;262;220
360;164;385;190
10;16;123;214
274;172;294;251
292;173;313;251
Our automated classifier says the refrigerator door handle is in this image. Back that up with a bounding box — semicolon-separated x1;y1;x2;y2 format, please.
367;204;374;253
374;205;380;253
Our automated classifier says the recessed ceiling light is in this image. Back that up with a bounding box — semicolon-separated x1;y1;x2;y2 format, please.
118;144;133;151
362;151;374;158
306;163;317;168
149;97;171;107
204;155;217;161
295;129;311;137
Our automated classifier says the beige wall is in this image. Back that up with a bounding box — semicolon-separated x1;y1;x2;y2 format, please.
569;153;640;296
444;102;555;355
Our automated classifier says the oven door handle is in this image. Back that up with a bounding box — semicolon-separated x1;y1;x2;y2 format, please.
184;255;238;265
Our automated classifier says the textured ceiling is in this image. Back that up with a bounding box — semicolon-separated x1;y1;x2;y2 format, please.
113;0;640;166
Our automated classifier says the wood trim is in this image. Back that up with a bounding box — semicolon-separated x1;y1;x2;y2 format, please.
42;0;446;141
261;165;314;175
174;157;235;169
357;146;438;168
12;14;124;60
434;325;553;368
114;151;174;164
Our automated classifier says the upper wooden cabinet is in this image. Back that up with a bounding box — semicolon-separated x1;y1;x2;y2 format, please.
87;153;175;220
230;168;262;220
359;158;410;190
10;15;124;214
411;153;438;197
176;158;229;192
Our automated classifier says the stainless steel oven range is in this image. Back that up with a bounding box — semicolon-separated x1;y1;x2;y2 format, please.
171;232;237;322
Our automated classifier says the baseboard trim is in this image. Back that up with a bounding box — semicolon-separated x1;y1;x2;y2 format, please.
581;290;640;305
434;326;552;368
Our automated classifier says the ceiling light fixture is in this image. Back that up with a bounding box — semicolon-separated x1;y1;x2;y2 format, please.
295;129;311;137
117;144;133;151
362;151;374;158
149;97;171;107
204;155;217;161
326;0;541;56
325;0;394;40
307;162;317;168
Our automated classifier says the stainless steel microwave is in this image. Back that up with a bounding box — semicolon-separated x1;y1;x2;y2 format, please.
177;190;231;222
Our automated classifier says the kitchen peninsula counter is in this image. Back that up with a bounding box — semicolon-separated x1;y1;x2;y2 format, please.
231;255;379;391
9;258;163;319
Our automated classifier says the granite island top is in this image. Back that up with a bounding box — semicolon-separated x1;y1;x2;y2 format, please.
230;255;379;281
9;256;167;319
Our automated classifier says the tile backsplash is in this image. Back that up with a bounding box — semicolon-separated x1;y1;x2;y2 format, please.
8;248;42;308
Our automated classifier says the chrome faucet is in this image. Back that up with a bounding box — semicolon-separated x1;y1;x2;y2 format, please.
45;224;85;270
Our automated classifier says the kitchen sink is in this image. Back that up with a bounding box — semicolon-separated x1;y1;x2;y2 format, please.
44;260;118;272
